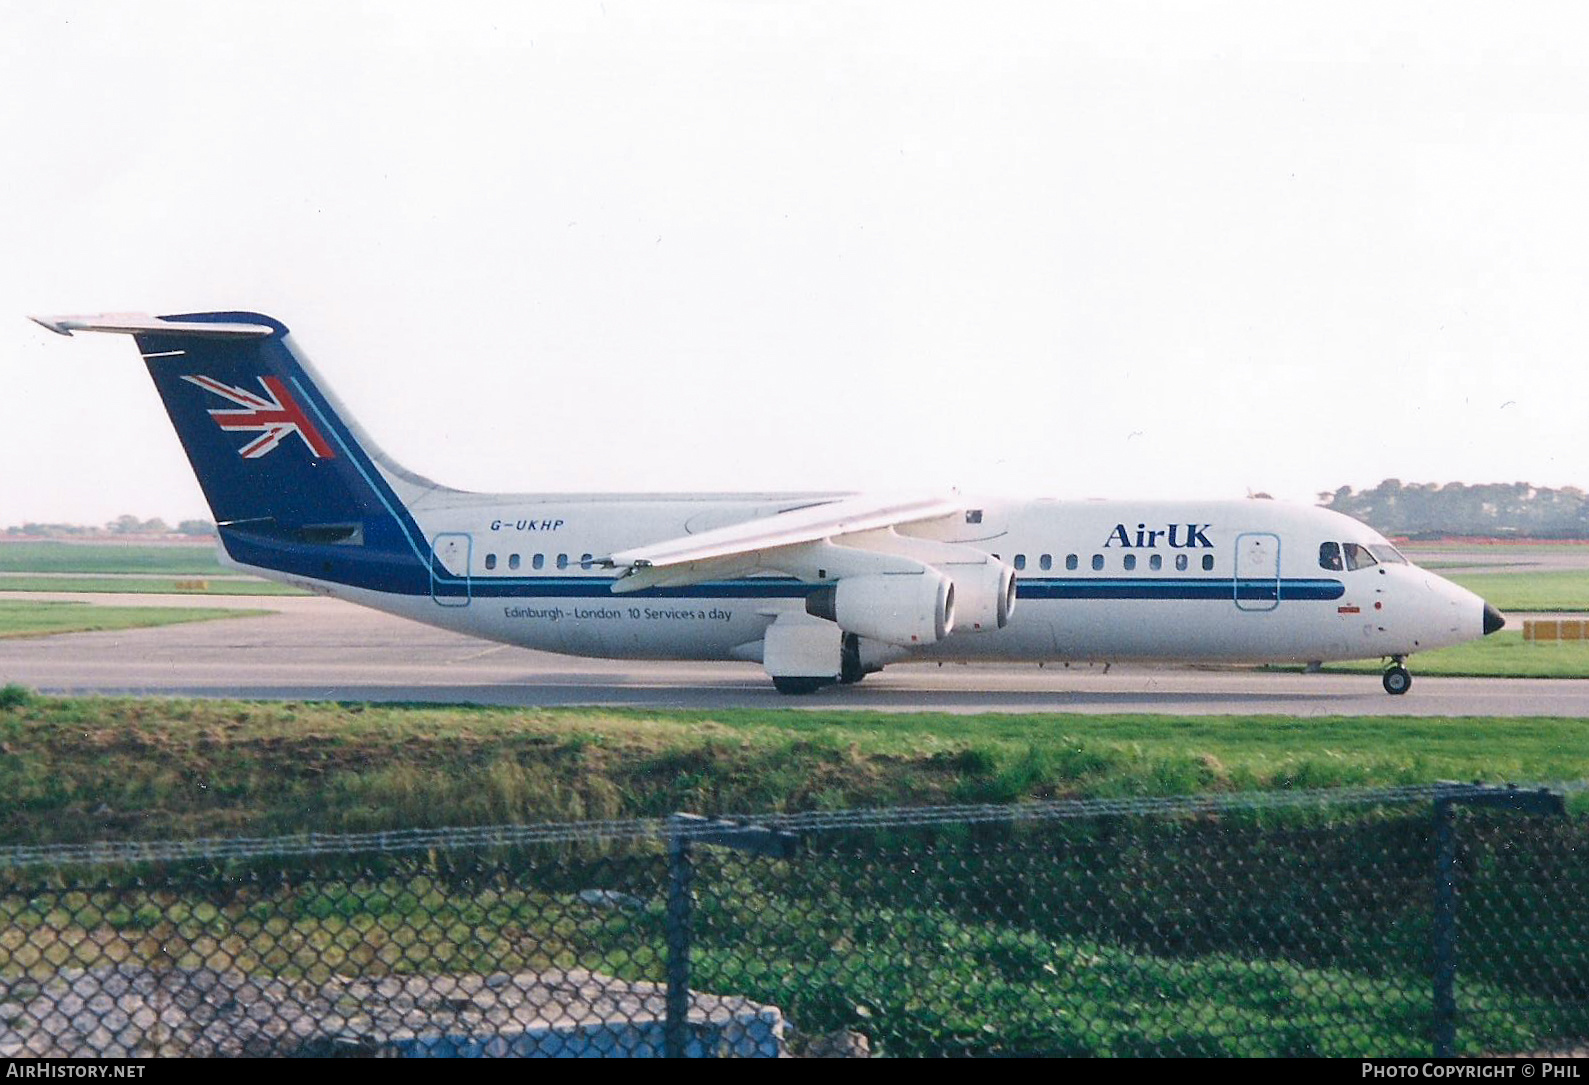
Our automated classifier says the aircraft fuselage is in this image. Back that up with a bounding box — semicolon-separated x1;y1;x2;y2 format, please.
249;494;1487;668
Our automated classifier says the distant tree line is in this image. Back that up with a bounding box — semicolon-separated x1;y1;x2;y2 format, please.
3;516;215;538
1318;480;1589;539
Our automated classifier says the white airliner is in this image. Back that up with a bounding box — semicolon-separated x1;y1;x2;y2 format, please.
32;311;1504;696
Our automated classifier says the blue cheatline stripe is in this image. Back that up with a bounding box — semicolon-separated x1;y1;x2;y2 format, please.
284;574;1344;602
1015;577;1345;602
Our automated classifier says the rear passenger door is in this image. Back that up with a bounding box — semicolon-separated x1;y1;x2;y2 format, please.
430;532;473;607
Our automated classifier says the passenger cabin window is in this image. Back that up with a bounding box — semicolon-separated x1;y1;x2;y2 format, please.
532;554;545;570
557;554;569;570
1149;554;1162;571
484;554;497;571
581;553;593;571
509;554;521;571
1091;554;1104;572
1319;541;1343;571
1039;554;1052;571
1123;554;1137;571
1066;554;1079;571
1343;543;1378;571
1201;554;1214;571
1176;554;1188;571
1014;554;1026;571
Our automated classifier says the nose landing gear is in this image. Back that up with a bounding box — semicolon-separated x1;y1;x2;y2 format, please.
1382;657;1412;696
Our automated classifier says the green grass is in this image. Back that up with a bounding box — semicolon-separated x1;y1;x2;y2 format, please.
0;542;300;596
1;697;1587;844
1446;570;1589;611
0;600;264;640
0;543;222;575
1291;631;1589;679
0;575;304;596
691;852;1564;1057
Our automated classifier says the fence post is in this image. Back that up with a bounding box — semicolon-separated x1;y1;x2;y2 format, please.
1429;783;1565;1058
662;813;800;1058
664;815;694;1059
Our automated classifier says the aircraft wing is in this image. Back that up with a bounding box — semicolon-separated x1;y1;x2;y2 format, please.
604;493;964;593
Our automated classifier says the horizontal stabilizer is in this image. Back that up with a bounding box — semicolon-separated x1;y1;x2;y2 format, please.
29;313;274;339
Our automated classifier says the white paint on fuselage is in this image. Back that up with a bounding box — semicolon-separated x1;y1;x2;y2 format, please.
227;495;1490;667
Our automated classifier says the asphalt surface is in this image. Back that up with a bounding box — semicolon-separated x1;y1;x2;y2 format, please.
1;592;1585;716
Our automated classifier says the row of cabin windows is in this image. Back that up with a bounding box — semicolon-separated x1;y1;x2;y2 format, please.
482;553;595;572
478;543;1407;577
1008;552;1215;573
482;545;1403;576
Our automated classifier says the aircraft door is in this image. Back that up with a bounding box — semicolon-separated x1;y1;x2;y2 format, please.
1234;532;1280;612
430;532;473;607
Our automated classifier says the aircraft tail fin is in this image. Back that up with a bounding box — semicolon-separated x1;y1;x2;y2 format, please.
33;311;446;594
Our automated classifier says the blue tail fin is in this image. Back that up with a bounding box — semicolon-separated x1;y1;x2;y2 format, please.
126;311;437;594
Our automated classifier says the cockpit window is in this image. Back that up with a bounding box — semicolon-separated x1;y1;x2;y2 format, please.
1368;544;1408;565
1342;542;1379;571
1318;541;1343;571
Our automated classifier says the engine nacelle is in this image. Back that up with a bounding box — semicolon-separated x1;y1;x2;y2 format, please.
941;560;1016;633
805;571;955;646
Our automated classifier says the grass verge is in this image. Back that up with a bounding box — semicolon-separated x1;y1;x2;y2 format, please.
0;601;265;640
0;543;221;575
1272;631;1589;679
1;696;1587;843
1446;569;1589;611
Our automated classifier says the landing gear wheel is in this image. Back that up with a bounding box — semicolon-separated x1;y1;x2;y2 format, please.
772;677;827;696
1382;665;1412;696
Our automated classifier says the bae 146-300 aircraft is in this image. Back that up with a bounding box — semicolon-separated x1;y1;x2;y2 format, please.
32;311;1505;696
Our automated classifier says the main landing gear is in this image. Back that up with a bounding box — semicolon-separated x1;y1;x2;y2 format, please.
772;635;881;694
1382;657;1412;696
838;633;876;686
772;677;829;696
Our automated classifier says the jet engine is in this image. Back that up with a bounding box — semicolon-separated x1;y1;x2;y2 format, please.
805;571;955;646
941;559;1016;632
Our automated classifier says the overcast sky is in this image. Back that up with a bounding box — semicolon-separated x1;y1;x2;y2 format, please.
4;2;1588;525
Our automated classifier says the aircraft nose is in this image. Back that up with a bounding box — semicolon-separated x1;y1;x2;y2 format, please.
1483;602;1506;636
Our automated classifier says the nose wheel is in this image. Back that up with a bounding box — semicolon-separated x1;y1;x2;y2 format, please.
1382;659;1412;696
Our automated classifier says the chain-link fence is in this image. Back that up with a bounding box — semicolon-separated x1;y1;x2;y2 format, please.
0;783;1583;1057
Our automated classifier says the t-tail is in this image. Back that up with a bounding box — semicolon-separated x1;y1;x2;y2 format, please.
29;312;454;598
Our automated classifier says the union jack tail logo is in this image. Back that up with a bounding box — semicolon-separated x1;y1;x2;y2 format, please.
181;375;337;460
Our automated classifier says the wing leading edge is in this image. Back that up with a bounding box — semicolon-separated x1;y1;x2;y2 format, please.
604;494;965;594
